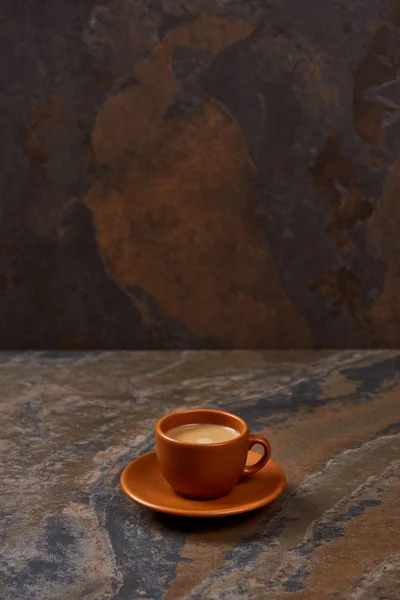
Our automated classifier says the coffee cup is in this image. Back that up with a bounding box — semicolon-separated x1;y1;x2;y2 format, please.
155;408;271;499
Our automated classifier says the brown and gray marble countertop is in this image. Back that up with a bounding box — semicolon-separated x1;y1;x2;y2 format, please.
2;351;400;600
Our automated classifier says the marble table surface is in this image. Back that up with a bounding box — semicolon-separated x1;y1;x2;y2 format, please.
2;350;400;600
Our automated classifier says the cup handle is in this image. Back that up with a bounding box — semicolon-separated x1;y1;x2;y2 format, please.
242;434;271;479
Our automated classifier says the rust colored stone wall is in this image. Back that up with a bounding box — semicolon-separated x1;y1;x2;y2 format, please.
1;0;400;349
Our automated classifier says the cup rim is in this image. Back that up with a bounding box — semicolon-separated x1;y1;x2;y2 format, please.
156;408;248;447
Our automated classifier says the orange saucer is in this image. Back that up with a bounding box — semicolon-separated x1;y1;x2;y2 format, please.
120;450;286;517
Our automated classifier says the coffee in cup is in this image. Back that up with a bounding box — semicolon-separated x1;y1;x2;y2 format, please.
155;409;271;499
165;423;240;444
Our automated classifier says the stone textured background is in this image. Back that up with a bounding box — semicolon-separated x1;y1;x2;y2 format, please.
1;0;400;349
2;350;400;598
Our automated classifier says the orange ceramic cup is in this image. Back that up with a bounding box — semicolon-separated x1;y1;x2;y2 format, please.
155;409;271;499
